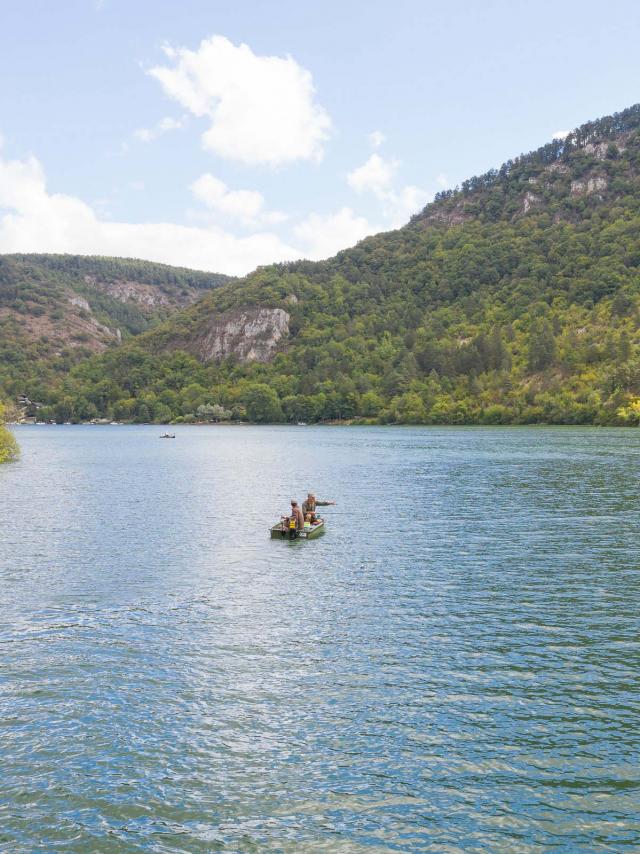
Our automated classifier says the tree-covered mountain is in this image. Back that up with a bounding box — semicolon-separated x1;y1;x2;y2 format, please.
7;104;640;425
0;254;231;398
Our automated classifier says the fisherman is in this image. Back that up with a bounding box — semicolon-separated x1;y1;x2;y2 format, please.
302;493;336;522
284;499;305;538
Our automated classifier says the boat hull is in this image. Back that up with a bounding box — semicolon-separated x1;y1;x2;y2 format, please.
270;519;325;540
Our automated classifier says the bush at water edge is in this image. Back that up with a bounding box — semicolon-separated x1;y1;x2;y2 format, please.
0;406;19;464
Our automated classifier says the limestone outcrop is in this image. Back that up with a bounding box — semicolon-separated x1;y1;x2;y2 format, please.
191;307;290;363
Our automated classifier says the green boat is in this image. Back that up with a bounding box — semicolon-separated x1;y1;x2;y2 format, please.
270;518;326;540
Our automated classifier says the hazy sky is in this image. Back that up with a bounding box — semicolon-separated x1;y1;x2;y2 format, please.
0;0;638;274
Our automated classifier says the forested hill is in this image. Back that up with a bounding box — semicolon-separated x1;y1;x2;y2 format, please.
0;254;231;397
14;103;640;425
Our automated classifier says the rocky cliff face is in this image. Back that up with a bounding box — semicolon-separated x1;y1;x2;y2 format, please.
83;276;200;310
189;307;290;363
412;115;639;232
0;292;120;355
0;254;232;365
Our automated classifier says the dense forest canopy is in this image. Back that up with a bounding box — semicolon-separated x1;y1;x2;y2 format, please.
5;254;231;291
3;105;640;426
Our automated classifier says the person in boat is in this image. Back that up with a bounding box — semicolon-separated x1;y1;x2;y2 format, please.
302;493;335;522
283;500;305;538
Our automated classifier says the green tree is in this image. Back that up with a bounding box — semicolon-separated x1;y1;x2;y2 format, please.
243;384;283;423
360;390;384;417
527;321;557;372
391;392;427;423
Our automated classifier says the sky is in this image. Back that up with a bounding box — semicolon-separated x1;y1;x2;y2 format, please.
0;0;639;275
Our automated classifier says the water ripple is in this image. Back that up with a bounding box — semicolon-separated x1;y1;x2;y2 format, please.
1;425;640;851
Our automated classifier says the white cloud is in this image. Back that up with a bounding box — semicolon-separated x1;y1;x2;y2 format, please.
148;35;332;166
0;151;299;276
134;115;186;143
0;150;378;273
347;153;398;196
293;207;377;260
369;130;385;149
436;173;449;188
191;173;263;220
553;129;570;140
347;152;429;225
190;173;286;225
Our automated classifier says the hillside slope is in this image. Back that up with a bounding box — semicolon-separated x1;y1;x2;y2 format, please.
14;104;640;425
0;254;231;398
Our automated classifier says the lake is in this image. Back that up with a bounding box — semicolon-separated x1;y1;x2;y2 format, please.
1;425;640;852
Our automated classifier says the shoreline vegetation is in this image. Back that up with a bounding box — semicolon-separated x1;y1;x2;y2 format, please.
0;406;19;463
9;386;640;428
10;418;640;429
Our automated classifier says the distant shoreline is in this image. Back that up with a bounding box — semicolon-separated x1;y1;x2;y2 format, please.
10;421;639;430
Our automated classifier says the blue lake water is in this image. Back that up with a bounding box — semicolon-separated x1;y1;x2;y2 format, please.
1;424;640;852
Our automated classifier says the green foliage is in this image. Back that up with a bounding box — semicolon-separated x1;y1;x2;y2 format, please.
0;406;19;463
196;403;232;422
8;254;231;291
0;254;231;401
243;384;284;423
528;321;556;372
5;108;640;426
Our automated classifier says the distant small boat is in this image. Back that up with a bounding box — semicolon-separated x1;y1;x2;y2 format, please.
270;518;325;540
296;421;307;426
160;433;176;439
